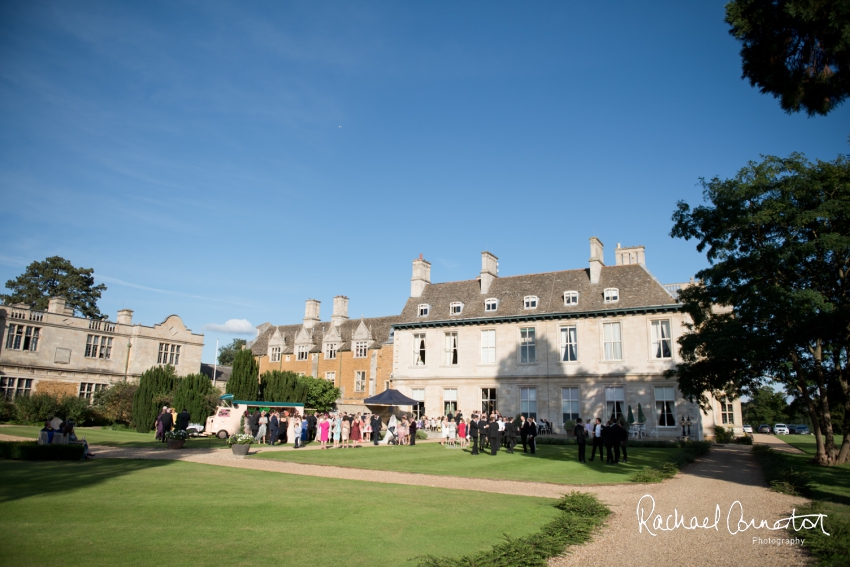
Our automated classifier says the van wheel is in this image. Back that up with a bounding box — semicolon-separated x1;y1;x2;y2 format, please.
217;430;228;439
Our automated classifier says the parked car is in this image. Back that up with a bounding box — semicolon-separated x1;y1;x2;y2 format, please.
743;424;753;434
758;424;772;434
774;423;789;435
794;424;811;435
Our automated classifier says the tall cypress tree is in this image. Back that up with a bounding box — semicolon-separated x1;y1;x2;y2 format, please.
172;373;218;424
132;365;177;433
226;349;260;400
261;370;308;402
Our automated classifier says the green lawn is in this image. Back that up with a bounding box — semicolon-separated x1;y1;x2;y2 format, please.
250;442;677;484
0;425;227;449
776;434;845;456
0;459;559;567
775;434;850;522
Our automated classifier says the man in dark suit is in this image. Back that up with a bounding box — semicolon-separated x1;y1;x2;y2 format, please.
590;418;604;461
307;412;317;442
248;410;260;439
488;416;501;455
519;416;530;453
371;414;382;445
527;417;537;454
160;408;174;443
478;415;489;451
409;414;417;446
603;420;615;464
619;419;629;463
469;412;480;455
268;412;280;446
504;417;517;454
610;420;622;463
175;409;190;431
574;418;587;463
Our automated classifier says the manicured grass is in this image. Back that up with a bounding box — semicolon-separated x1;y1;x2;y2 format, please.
0;459;559;567
250;442;678;484
0;425;227;449
777;434;846;456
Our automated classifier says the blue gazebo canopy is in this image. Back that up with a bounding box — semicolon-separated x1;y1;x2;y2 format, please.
364;389;418;406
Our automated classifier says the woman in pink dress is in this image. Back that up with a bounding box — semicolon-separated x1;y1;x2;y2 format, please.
319;414;331;449
458;419;467;449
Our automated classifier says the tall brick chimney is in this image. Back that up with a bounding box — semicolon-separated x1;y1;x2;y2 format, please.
589;237;604;284
411;255;431;298
480;251;498;294
332;296;349;327
303;299;321;330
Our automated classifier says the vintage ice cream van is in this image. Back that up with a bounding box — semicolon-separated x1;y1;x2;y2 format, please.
205;394;306;438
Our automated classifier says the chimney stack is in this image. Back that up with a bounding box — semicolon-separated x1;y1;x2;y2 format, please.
303;299;321;329
117;309;133;325
589;237;604;284
480;251;498;294
410;255;431;298
615;244;645;266
332;296;349;327
47;297;66;314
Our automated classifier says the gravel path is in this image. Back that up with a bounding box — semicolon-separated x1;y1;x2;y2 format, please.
549;444;810;567
1;433;812;565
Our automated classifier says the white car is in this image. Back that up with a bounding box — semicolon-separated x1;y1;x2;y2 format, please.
742;424;753;434
774;423;789;435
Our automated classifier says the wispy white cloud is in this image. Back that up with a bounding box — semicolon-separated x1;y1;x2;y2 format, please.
94;274;253;308
203;318;256;335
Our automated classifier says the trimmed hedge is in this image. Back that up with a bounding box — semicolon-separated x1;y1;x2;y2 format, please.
0;441;85;461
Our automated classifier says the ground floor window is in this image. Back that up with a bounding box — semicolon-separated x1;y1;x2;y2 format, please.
605;386;625;422
481;388;497;415
520;387;537;419
655;386;676;426
355;371;366;392
79;382;106;401
561;387;579;424
443;388;457;416
720;398;734;425
0;377;32;401
412;388;425;419
325;371;335;383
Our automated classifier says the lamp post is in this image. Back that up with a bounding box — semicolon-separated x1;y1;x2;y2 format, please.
686;415;693;438
681;414;687;437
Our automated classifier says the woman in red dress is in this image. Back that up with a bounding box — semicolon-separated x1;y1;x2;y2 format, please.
351;412;362;446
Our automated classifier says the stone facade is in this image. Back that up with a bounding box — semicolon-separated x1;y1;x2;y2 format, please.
250;297;397;413
0;298;204;400
390;239;742;440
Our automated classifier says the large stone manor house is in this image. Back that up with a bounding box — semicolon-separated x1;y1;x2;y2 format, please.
250;237;741;439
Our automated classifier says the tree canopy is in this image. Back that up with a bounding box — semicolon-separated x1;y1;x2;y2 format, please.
132;365;177;433
2;256;107;319
725;0;850;116
217;338;247;366
670;151;850;465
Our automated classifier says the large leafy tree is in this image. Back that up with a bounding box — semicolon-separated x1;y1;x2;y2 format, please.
3;256;108;319
132;365;177;433
742;386;792;426
670;152;850;465
217;338;247;366
226;349;260;401
725;0;850;116
304;377;341;412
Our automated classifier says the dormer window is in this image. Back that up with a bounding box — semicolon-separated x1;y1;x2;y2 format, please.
564;291;579;306
270;346;281;362
450;302;463;315
296;345;310;361
524;296;538;309
604;288;619;303
418;304;430;317
484;298;498;312
324;343;337;360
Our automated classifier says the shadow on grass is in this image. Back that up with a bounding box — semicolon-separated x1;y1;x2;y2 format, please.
0;459;172;504
459;443;639;479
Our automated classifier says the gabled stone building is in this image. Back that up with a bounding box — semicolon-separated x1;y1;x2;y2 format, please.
390;238;741;439
250;296;398;412
0;297;204;401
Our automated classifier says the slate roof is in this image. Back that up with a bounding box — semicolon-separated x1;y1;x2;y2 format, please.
200;363;232;382
397;264;678;326
251;315;401;357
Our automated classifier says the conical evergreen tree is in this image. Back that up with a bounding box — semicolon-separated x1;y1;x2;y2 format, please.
226;348;260;400
173;373;217;424
132;365;177;433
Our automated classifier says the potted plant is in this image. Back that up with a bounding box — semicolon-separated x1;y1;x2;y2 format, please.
227;434;254;456
165;429;188;449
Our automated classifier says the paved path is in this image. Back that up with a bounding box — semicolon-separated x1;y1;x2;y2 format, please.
2;434;811;565
753;433;807;454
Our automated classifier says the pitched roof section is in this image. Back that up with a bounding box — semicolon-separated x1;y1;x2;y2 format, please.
251;315;400;357
398;264;677;324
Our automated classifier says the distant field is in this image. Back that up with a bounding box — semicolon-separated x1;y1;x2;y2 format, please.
251;441;676;484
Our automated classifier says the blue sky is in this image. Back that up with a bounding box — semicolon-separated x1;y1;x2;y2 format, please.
1;1;847;363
